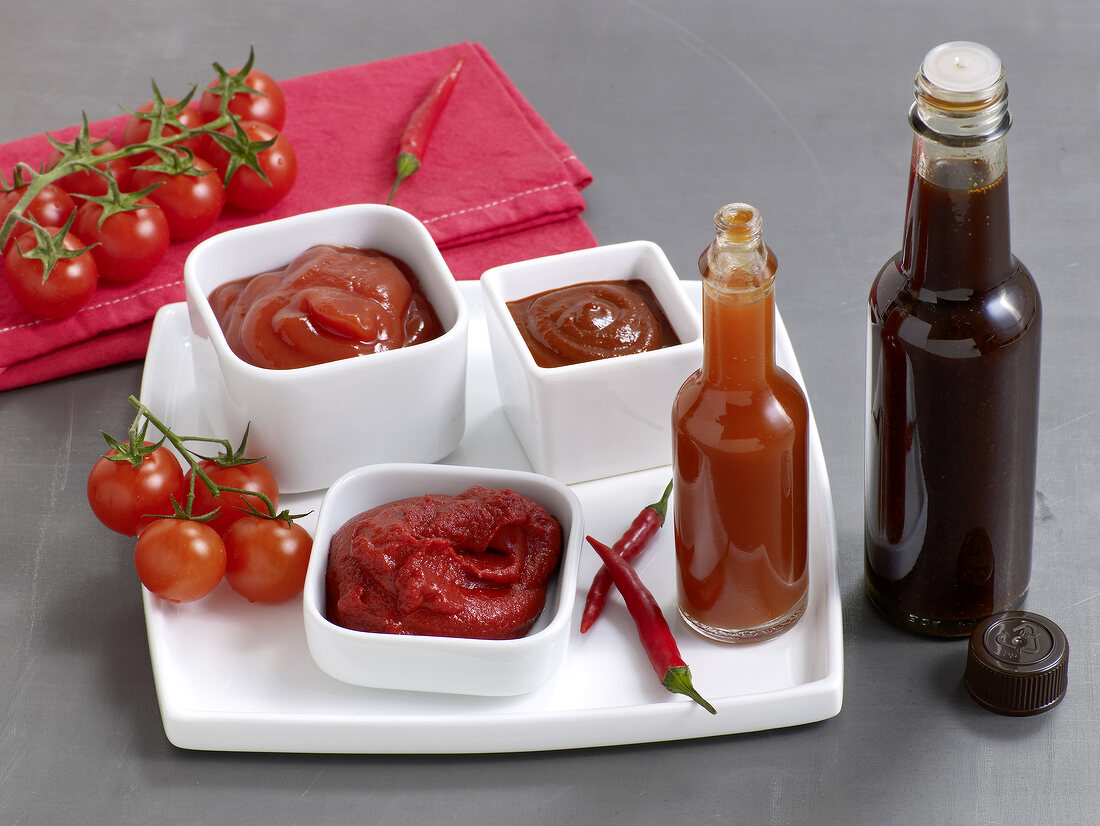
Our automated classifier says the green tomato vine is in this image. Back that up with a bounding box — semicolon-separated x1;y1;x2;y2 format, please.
105;394;309;527
0;48;273;257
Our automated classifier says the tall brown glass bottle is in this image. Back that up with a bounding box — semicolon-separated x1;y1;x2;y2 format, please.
865;42;1041;637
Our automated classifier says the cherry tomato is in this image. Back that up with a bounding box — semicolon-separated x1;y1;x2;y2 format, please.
119;99;206;157
223;516;312;603
185;460;280;536
87;443;185;536
48;140;132;197
134;519;226;603
130;156;225;241
5;228;98;319
1;182;76;254
74;197;169;283
199;68;286;131
207;121;297;212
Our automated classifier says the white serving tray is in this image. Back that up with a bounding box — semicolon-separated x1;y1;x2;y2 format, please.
137;281;843;753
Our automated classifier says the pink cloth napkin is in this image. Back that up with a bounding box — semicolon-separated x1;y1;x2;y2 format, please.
0;42;595;390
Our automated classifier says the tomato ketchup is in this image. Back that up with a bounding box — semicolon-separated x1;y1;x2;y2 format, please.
208;244;442;369
325;487;562;639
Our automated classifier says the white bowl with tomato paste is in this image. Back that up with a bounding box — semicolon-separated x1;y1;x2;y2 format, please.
183;204;468;493
302;462;583;696
481;241;703;484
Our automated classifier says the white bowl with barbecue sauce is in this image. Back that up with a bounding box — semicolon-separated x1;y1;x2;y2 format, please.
481;240;703;484
183;204;468;493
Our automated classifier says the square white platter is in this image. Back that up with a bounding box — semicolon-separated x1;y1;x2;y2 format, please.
137;280;843;753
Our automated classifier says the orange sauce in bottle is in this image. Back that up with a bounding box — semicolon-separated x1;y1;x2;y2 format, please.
672;204;809;642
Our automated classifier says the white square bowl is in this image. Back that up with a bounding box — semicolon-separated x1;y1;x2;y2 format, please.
183;204;468;493
302;463;583;696
481;241;703;484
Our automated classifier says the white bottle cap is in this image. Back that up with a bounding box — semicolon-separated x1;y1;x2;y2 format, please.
921;41;1002;95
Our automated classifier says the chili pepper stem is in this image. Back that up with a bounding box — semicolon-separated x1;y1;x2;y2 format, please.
663;666;717;715
386;153;420;205
650;479;673;522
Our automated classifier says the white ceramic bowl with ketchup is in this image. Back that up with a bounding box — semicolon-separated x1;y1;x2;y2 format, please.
183;204;468;493
302;462;583;696
480;241;703;485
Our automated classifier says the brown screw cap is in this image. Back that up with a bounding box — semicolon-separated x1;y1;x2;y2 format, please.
965;611;1068;716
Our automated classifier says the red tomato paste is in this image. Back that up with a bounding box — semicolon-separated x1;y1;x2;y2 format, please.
506;279;680;368
208;244;442;369
325;486;563;639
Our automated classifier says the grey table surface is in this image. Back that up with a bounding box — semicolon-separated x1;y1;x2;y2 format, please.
1;2;1096;824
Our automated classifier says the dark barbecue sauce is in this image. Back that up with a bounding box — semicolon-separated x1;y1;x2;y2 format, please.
864;161;1041;637
507;279;680;368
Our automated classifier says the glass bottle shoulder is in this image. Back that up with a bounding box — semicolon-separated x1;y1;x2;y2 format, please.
673;364;808;446
870;252;1041;355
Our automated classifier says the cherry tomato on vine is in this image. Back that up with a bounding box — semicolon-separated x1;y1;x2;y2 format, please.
74;197;169;283
1;182;76;254
48;140;132;197
134;519;226;603
223;516;312;603
130;156;225;241
185;459;280;536
207;120;297;212
119;98;206;156
87;443;185;536
199;68;286;131
5;228;98;319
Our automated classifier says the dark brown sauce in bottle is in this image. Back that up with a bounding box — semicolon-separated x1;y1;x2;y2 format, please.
865;159;1041;637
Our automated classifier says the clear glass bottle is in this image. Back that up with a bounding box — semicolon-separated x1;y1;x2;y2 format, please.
865;42;1042;637
672;203;809;643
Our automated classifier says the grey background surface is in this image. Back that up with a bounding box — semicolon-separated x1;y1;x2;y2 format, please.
1;2;1096;824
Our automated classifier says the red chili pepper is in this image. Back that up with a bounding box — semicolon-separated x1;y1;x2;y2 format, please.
386;56;465;205
585;535;717;714
580;480;672;633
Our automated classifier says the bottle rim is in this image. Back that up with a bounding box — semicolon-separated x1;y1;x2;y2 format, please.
911;42;1011;146
919;42;1003;100
713;203;763;245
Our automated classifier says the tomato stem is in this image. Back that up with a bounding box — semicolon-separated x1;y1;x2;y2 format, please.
0;51;259;255
123;395;287;523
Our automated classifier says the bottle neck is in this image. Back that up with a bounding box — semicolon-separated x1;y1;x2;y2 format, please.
701;279;776;389
699;203;779;388
899;42;1015;295
900;130;1013;294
